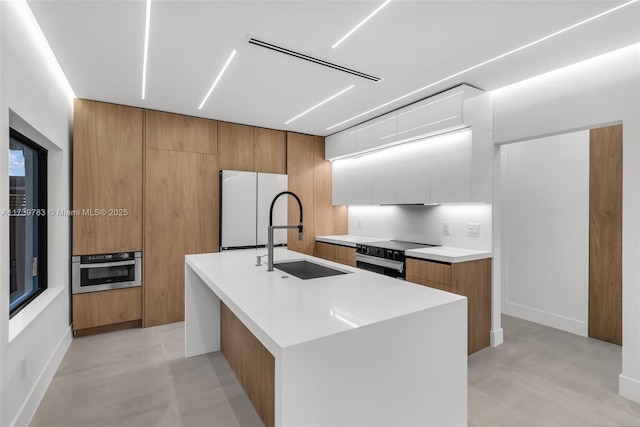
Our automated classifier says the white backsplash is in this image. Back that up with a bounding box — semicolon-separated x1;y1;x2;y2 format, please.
348;204;492;251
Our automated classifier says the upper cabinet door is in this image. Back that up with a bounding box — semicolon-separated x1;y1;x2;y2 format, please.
355;112;398;153
325;127;356;160
429;131;473;203
145;110;217;154
396;91;463;143
255;128;286;174
218;122;255;171
396;140;430;204
73;99;143;255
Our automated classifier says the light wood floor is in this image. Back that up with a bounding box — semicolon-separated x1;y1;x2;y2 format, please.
31;315;640;426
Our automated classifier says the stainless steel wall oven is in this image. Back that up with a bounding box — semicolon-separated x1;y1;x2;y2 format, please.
72;252;141;294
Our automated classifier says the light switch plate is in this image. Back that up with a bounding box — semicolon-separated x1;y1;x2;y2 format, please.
467;223;479;237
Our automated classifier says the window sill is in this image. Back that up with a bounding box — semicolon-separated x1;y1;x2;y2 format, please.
9;287;65;343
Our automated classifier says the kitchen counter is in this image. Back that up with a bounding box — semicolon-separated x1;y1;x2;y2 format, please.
406;246;492;263
185;248;467;426
315;234;385;247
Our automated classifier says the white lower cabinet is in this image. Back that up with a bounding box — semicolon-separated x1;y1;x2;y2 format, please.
331;128;492;205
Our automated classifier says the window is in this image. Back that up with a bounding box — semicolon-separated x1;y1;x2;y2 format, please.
9;128;47;317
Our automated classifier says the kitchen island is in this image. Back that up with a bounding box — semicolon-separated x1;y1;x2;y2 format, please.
185;248;467;427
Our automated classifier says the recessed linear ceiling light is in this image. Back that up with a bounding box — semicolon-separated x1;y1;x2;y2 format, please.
16;0;75;101
332;0;393;49
141;0;151;100
198;49;237;110
285;85;355;125
326;0;639;131
248;38;381;82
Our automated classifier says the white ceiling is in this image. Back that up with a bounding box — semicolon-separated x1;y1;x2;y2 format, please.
27;0;640;136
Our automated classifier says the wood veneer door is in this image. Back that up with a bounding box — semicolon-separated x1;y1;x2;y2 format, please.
313;136;348;240
72;287;142;330
286;132;315;255
589;124;622;345
452;259;491;354
73;99;143;255
145;110;217;154
218;122;255;171
144;149;218;327
255;128;286;174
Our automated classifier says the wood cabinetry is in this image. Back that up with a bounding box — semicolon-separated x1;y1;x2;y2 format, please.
589;124;622;345
218;122;254;171
72;99;143;255
255;128;286;174
73;288;142;332
144;112;219;327
221;302;275;427
218;123;287;174
314;242;356;267
145;109;217;154
287;133;347;255
406;257;491;354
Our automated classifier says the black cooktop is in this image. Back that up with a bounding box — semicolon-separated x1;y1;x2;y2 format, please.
361;240;440;251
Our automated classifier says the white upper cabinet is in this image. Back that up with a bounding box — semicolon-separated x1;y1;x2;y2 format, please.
355;112;398;153
326;127;356;159
429;131;473;203
396;140;430;204
325;84;492;161
396;91;463;144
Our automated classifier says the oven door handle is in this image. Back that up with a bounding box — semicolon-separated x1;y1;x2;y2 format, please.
80;260;136;269
355;254;404;272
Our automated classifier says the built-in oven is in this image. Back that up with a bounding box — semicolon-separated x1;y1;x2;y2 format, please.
72;252;141;294
355;241;440;279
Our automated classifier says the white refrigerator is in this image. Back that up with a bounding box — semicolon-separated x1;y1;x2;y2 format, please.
220;170;288;249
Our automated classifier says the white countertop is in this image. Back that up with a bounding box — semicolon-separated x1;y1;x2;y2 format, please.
315;234;386;247
185;248;464;351
406;246;492;263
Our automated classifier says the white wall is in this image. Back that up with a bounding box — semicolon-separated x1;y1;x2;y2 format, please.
501;131;589;336
0;2;74;426
492;43;640;403
348;203;492;251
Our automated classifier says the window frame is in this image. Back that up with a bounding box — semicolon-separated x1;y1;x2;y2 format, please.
9;127;48;318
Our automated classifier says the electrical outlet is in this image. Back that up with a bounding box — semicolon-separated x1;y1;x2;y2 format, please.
20;357;27;382
443;222;451;236
467;223;479;237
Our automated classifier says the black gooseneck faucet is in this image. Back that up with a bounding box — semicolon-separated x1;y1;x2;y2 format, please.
266;191;303;271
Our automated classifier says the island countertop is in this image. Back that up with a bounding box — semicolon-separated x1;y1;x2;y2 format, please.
186;248;465;355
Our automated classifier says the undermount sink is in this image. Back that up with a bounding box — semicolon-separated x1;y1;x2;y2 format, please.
274;260;350;280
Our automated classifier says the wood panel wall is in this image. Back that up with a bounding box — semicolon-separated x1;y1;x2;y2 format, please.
72;99;143;255
286;132;348;255
589;124;623;345
221;302;275;427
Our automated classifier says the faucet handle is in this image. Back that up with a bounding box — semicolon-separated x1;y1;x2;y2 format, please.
256;254;268;266
298;223;304;241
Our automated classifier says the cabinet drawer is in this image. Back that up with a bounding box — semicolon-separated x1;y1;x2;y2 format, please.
335;245;356;267
73;287;142;330
407;276;453;292
315;242;337;262
406;258;452;285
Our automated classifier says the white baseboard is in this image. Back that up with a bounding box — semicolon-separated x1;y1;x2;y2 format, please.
11;326;72;427
490;328;504;347
503;301;588;337
620;374;640;404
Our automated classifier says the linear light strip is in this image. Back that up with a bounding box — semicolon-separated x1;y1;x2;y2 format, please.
285;85;355;125
141;0;151;100
16;0;76;101
332;0;393;49
326;0;639;130
198;49;237;110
